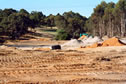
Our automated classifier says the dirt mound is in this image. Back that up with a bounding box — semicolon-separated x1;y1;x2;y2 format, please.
102;36;109;41
86;43;99;48
85;37;124;48
62;36;102;50
82;36;102;47
61;39;83;50
102;37;123;46
78;35;86;40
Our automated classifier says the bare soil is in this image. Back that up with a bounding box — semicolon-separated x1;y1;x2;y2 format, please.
0;45;126;84
1;28;126;84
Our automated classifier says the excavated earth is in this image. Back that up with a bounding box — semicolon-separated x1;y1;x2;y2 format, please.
0;45;126;84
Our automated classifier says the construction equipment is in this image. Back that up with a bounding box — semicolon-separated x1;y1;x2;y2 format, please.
80;33;88;37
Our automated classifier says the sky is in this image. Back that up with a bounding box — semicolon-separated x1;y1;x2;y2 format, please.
0;0;118;17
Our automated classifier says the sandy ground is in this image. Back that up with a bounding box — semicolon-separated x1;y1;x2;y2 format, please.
1;28;126;84
0;45;126;84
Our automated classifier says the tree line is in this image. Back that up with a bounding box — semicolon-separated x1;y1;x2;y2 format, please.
0;8;87;40
0;8;50;39
86;0;126;38
0;0;126;40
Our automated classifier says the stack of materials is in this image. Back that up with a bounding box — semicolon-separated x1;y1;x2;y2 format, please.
85;37;125;48
61;36;102;50
61;35;126;50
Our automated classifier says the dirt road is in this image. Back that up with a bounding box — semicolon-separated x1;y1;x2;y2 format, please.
0;45;126;84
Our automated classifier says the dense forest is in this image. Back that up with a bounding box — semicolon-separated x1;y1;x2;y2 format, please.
0;0;126;40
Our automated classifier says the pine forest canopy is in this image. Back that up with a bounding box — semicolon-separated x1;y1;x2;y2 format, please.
0;0;126;40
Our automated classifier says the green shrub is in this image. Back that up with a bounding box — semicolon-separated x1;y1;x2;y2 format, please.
55;29;69;40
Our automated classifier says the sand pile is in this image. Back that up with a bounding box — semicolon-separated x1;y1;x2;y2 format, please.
85;43;100;48
82;36;102;47
102;37;123;46
61;36;124;50
61;36;102;50
102;36;109;41
85;37;124;48
61;39;83;50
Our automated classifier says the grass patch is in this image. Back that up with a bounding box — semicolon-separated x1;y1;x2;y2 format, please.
36;28;57;35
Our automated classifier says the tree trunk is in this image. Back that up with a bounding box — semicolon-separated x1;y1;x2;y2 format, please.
102;20;105;37
93;26;96;36
99;19;102;37
99;22;101;37
121;13;125;37
111;19;114;37
108;15;111;37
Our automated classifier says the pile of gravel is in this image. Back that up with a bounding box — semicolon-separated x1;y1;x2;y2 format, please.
61;36;102;50
61;39;83;50
82;36;102;47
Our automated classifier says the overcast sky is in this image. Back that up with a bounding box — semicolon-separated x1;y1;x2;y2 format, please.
0;0;118;17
